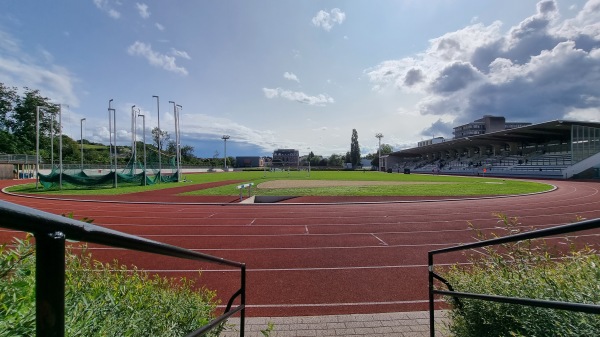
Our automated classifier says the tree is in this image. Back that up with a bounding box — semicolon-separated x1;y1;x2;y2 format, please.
328;154;343;167
350;129;360;168
151;127;170;151
0;83;17;131
180;145;195;163
6;87;60;155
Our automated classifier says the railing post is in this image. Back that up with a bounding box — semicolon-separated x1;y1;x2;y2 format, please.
428;252;435;337
240;264;246;336
36;231;66;337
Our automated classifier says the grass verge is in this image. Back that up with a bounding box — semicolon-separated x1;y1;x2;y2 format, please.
441;214;600;337
6;171;553;197
0;236;221;337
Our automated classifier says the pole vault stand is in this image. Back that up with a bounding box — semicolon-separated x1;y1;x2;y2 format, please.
237;183;254;202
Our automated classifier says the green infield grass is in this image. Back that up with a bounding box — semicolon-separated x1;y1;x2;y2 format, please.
5;170;553;197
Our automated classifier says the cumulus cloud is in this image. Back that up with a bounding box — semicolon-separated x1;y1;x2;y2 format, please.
136;3;150;19
171;48;191;59
262;87;334;106
127;41;188;76
93;0;120;19
283;72;300;82
312;8;346;31
366;0;600;134
0;29;79;107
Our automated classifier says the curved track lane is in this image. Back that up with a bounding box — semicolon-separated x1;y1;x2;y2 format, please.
1;179;599;317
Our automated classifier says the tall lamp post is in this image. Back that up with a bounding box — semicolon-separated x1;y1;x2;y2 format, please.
169;101;182;182
152;95;161;182
375;133;383;172
131;105;137;171
35;106;41;189
108;99;117;188
222;135;230;170
138;113;147;185
80;118;86;172
59;104;63;189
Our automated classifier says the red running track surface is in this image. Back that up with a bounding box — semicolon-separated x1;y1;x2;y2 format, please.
1;179;599;317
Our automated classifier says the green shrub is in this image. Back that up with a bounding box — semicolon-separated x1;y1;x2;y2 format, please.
0;236;222;337
442;214;600;337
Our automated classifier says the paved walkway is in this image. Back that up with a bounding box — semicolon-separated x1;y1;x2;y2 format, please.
220;311;449;337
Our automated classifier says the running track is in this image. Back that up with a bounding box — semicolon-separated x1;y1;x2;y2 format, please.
1;179;599;317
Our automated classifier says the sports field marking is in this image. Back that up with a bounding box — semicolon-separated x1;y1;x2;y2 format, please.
371;233;388;246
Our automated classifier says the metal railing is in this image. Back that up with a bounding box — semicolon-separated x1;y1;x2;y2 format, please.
0;200;246;337
428;217;600;337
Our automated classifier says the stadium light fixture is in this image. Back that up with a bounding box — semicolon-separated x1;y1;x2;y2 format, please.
152;95;161;182
222;135;230;170
376;133;384;172
80;118;86;172
138;113;146;186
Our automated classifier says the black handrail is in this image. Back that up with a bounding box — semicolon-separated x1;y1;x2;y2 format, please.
0;199;246;337
428;217;600;337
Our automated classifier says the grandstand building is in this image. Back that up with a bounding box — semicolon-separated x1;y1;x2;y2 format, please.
272;149;299;167
453;115;531;139
384;119;600;179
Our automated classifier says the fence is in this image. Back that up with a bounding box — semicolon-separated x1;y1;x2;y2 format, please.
0;199;246;337
428;217;600;337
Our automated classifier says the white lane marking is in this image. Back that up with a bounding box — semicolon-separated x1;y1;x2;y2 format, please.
305;225;309;234
371;233;388;246
248;219;256;226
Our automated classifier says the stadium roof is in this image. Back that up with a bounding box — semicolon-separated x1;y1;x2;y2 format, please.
391;120;600;157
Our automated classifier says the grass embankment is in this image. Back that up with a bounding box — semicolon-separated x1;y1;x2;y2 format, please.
7;171;553;197
0;236;221;337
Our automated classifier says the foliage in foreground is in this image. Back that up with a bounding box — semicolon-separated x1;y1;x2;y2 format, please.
0;236;221;337
442;214;600;337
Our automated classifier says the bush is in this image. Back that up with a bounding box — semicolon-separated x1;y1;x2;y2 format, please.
442;214;600;337
0;236;222;337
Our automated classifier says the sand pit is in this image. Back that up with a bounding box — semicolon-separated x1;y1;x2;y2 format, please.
257;180;455;189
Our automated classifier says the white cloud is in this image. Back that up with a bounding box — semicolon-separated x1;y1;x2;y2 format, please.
93;0;121;19
283;72;299;82
0;29;79;107
136;3;150;19
262;87;334;106
366;0;600;136
127;41;188;76
312;8;346;31
171;48;191;60
155;23;165;31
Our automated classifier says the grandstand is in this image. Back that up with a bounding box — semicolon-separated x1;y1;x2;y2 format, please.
384;120;600;179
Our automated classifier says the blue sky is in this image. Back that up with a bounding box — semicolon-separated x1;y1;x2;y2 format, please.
1;0;599;158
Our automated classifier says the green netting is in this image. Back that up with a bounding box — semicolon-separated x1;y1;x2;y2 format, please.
38;145;180;189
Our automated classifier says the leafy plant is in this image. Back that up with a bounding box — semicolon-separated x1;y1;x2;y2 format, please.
441;214;600;337
0;236;222;337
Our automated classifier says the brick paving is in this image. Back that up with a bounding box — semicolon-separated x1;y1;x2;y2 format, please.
220;311;449;337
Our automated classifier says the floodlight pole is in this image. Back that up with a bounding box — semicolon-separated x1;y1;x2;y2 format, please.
222;135;230;170
375;133;383;172
59;104;63;190
51;112;54;168
80;118;86;172
308;149;311;177
152;95;161;183
109;99;117;188
176;104;182;182
131;105;137;172
138;113;146;186
169;101;182;182
35;106;40;189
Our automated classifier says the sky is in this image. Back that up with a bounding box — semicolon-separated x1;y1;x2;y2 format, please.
1;0;599;158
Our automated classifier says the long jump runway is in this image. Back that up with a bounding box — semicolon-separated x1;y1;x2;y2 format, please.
1;179;599;317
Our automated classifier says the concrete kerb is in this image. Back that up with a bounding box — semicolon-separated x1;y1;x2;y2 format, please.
220;310;450;337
